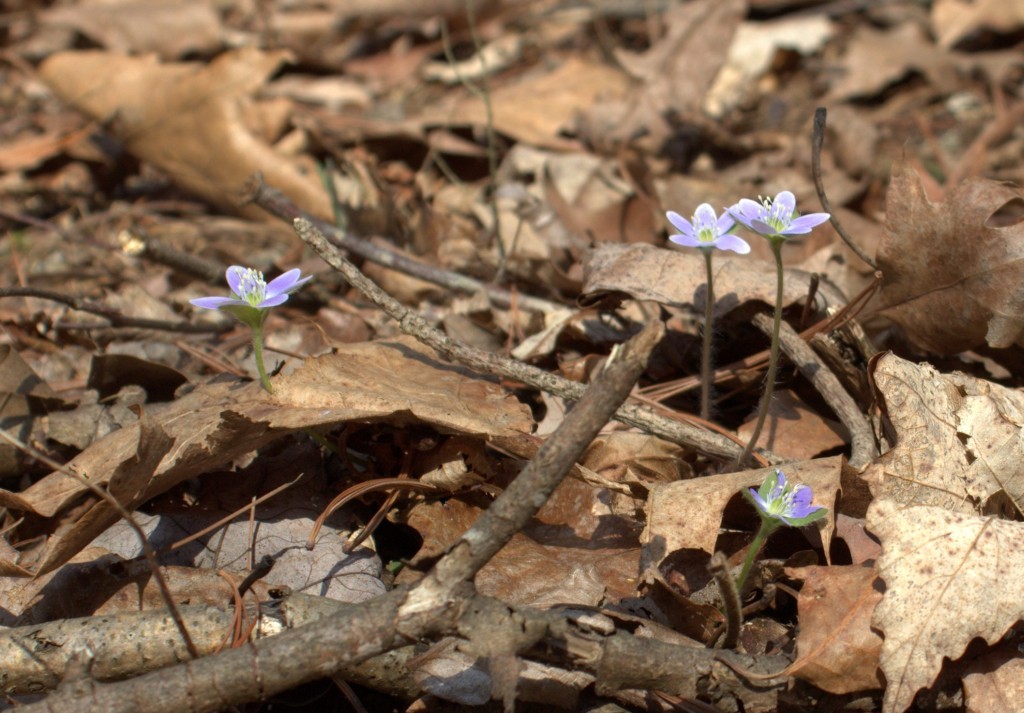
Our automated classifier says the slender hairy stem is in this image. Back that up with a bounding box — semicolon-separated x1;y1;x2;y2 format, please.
708;552;741;649
700;249;715;421
737;240;785;467
252;326;273;393
735;520;775;596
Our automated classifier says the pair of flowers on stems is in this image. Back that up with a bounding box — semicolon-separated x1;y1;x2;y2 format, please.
667;191;830;466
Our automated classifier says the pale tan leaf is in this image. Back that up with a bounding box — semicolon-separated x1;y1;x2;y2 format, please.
642;457;840;577
38;49;331;221
963;647;1024;713
867;499;1024;713
869;353;1024;516
0;339;532;576
877;156;1024;354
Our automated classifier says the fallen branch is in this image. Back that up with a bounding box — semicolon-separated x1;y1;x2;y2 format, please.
293;217;774;463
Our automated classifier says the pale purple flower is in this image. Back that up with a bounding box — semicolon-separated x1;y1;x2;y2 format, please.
191;266;311;329
192;266;311;311
728;191;830;240
667;205;750;254
746;469;826;527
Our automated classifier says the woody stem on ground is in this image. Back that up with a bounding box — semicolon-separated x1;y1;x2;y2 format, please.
737;239;785;468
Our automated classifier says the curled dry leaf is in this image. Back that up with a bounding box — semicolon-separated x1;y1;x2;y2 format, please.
867;499;1024;713
869;353;1024;516
38;49;331;221
877;156;1024;354
0;339;532;576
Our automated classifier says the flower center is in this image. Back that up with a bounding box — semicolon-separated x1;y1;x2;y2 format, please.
758;196;791;232
694;213;718;243
233;267;268;306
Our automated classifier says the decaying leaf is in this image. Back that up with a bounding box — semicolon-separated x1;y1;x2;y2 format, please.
787;563;884;694
38;49;331;221
869;353;1024;516
868;499;1024;713
641;457;841;582
877;156;1024;353
0;339;532;576
580;243;843;316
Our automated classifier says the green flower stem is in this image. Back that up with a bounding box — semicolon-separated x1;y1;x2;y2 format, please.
735;518;778;595
251;326;273;393
737;239;785;467
700;249;715;421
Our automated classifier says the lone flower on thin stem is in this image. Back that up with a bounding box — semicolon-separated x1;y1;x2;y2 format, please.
745;469;827;528
191;266;312;393
728;191;830;468
666;205;748;421
728;190;830;241
735;468;827;594
667;204;750;254
191;266;312;329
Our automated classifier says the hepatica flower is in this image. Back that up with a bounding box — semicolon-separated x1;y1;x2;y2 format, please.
745;469;827;528
667;204;750;254
735;468;828;594
728;190;830;242
191;266;312;392
191;266;311;330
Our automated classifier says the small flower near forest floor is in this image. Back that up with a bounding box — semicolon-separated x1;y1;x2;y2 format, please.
745;468;828;528
190;265;311;393
191;266;312;329
667;204;750;254
728;190;830;241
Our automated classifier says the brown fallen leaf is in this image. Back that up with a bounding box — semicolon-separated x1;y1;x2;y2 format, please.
786;563;884;695
38;49;331;221
580;243;844;316
0;339;532;576
962;645;1024;713
868;353;1024;516
932;0;1024;49
641;457;841;580
867;499;1024;713
877;156;1024;354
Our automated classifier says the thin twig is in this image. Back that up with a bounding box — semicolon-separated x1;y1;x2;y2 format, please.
811;108;876;269
293;218;769;463
0;287;226;333
0;429;200;659
247;179;565;315
751;313;876;467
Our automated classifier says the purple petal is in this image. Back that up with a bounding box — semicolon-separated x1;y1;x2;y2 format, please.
257;293;290;308
729;200;763;226
666;211;696;239
715;212;735;235
786;212;831;234
692;203;719;228
714;234;750;254
750;218;777;236
191;296;244;310
265;268;311;298
786;486;823;520
669;233;704;248
225;266;247;296
748;488;770;515
772;191;797;216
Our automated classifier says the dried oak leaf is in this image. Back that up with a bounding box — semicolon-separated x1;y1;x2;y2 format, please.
0;340;532;576
786;563;884;695
38;49;330;221
867;499;1024;713
868;353;1024;516
877;157;1024;354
